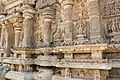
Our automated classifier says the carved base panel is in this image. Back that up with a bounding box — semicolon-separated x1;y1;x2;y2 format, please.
73;53;91;59
70;69;109;80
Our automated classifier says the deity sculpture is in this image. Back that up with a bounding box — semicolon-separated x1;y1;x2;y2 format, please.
76;20;88;38
54;28;64;40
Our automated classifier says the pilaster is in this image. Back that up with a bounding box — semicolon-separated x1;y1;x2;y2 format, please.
39;7;54;47
13;15;23;47
60;0;73;43
0;22;7;48
0;20;14;55
88;0;104;43
22;5;35;48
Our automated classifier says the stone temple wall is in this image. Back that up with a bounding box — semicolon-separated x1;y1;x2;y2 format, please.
0;0;119;80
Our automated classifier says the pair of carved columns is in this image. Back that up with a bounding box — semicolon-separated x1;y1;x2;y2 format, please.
1;20;14;55
22;5;35;48
88;0;104;43
60;0;73;43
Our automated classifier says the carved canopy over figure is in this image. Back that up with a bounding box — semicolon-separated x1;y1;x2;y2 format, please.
24;0;58;9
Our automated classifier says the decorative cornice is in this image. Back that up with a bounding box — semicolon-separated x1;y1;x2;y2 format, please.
11;44;108;54
0;12;22;24
22;5;36;19
22;5;35;14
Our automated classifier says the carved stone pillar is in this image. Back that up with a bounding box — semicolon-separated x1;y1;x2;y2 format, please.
14;28;22;47
88;0;104;43
22;5;35;48
39;7;54;46
0;23;4;47
0;22;7;48
1;20;14;55
14;16;23;47
60;0;73;43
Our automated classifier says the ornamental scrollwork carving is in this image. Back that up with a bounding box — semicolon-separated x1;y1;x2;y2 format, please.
106;18;120;33
76;20;89;38
100;0;120;43
71;69;94;78
101;0;120;16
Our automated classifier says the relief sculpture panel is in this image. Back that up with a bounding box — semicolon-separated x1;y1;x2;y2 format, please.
100;0;120;43
72;0;90;44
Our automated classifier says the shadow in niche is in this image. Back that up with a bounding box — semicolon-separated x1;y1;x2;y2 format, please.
108;68;120;80
32;0;37;8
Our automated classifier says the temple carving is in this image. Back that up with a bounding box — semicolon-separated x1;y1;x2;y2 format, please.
0;0;119;80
